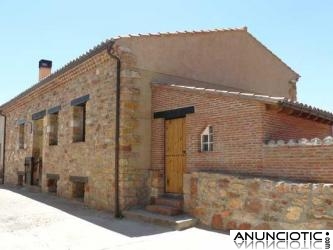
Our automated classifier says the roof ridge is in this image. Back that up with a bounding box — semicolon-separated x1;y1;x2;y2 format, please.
115;26;247;39
0;26;299;110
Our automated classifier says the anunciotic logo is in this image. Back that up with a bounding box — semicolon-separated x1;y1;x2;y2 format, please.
230;230;331;249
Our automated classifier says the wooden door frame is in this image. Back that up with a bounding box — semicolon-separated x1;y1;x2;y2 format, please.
153;106;195;195
164;117;186;194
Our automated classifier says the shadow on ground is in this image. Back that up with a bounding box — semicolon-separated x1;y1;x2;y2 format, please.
0;185;173;237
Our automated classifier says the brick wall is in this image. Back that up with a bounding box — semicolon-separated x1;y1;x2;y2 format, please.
184;171;333;230
152;84;333;192
152;84;265;195
263;137;333;183
263;109;332;141
152;85;265;172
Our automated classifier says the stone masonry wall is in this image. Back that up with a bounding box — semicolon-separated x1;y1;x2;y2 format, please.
113;44;151;210
2;43;153;212
184;171;333;230
0;115;4;182
3;51;116;210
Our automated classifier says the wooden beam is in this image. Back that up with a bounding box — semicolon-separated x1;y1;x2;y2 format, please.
265;104;280;111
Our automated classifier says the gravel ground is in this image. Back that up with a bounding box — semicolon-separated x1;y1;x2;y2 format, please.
0;186;228;250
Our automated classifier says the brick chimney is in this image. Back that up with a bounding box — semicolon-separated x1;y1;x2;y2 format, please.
39;59;52;81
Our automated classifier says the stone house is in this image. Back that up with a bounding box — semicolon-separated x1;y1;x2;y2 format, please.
1;27;333;229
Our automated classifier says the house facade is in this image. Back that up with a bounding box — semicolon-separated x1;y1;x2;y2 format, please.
1;27;332;228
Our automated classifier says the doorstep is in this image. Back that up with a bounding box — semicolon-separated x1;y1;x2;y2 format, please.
123;209;198;231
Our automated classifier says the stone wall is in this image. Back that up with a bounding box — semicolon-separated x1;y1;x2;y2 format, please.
184;171;333;230
3;51;116;210
2;43;152;212
114;45;152;210
0;115;4;182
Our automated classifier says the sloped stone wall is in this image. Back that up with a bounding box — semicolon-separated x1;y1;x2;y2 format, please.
184;171;333;230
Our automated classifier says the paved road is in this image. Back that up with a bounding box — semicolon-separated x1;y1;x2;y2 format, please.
0;186;228;250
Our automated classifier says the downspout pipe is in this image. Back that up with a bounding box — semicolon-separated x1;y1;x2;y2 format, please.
106;40;121;218
0;111;6;185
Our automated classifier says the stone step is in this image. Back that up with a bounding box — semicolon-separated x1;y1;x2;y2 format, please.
154;197;183;209
22;185;42;193
123;209;198;230
145;204;182;216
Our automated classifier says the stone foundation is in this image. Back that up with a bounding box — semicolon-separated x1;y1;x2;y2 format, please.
184;171;333;230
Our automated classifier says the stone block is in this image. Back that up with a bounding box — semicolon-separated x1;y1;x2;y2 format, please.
211;214;224;230
183;174;191;195
253;222;271;230
226;220;237;230
228;198;242;210
285;206;303;222
238;223;252;230
191;178;198;196
244;198;262;213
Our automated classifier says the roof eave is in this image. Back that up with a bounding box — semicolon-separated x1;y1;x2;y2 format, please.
0;39;116;111
277;100;333;124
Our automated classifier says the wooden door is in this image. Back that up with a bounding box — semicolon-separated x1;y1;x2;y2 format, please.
165;118;186;193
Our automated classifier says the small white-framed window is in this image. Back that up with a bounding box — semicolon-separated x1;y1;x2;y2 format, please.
201;125;213;152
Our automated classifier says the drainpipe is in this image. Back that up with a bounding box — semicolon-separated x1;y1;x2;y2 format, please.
106;40;121;218
0;111;6;184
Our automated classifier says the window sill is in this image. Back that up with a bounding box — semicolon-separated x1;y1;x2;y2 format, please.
72;140;86;144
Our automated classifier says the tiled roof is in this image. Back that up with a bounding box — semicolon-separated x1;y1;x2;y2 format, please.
278;99;333;122
115;27;247;38
0;39;112;110
0;26;298;110
163;83;333;123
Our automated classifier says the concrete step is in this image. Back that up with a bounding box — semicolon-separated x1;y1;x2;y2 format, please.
154;197;183;209
145;204;182;216
123;209;198;230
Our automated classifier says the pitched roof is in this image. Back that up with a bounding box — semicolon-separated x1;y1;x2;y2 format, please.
159;83;333;124
0;27;299;110
116;26;298;77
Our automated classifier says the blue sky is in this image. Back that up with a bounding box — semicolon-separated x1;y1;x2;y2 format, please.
1;1;332;110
